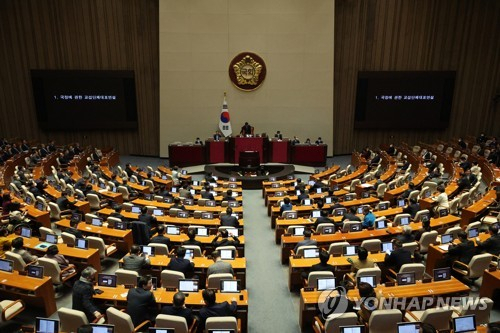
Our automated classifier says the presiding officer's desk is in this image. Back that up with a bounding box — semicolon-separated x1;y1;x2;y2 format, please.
0;270;57;316
55;219;133;252
94;286;249;332
119;255;247;289
299;277;470;331
288;253;386;291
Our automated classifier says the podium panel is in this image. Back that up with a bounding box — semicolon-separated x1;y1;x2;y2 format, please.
168;144;205;167
269;139;290;163
206;140;225;163
231;137;266;163
291;144;327;166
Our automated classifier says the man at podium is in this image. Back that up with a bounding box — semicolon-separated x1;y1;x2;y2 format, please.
240;122;253;136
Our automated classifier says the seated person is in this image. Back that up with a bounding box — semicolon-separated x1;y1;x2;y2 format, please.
315;137;323;144
274;131;283;140
293;228;317;254
280;197;293;215
400;183;416;199
240;122;253;136
138;206;157;235
357;282;378;323
213;130;223;141
160;291;195;326
447;231;476;265
297;189;309;202
291;136;300;145
220;207;239;227
342;206;361;222
301;250;335;279
194;137;203;145
183;229;202;247
403;198;420;219
384;239;412;272
361;206;376;229
313;210;333;230
56;191;74;214
171;197;186;211
207;250;234;276
166;247;194;278
432;184;449;214
72;267;102;322
305;138;311;145
346;246;375;273
396;226;415;244
109;204;125;220
198;289;237;331
122;245;151;272
201;184;215;200
476;224;500;256
11;236;38;263
149;225;171;247
212;229;240;247
43;245;76;277
222;189;236;202
126;275;157;327
414;219;432;242
66;218;84;239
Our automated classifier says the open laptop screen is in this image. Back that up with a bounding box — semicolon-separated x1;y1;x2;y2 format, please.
195;228;208;236
141;246;155;257
178;279;199;293
0;259;14;273
467;227;479;238
382;242;393;254
98;273;117;287
21;227;32;238
375;220;387;229
397;322;421;333
92;217;103;227
397;272;416;286
453;315;476;333
90;324;115;333
293;227;304;236
75;238;88;250
400;216;410;226
220;279;240;293
220;249;235;260
440;233;453;244
131;206;141;213
317;277;336;291
153;209;164;216
36;317;59;333
343;246;358;256
27;265;44;278
45;233;58;244
311;210;321;218
433;267;451;281
397;199;406;207
166;226;180;235
303;248;320;258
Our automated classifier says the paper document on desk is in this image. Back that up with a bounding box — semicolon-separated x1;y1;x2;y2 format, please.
438;244;450;251
34;242;52;250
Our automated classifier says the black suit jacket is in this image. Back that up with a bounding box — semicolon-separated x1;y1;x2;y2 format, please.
314;216;333;229
126;287;157;326
161;305;195;326
477;234;500;256
448;240;477;264
72;280;99;321
149;235;171;248
183;239;203;247
166;257;195;278
212;236;240;247
403;203;420;218
384;248;412;271
201;191;215;200
199;301;237;330
220;215;239;227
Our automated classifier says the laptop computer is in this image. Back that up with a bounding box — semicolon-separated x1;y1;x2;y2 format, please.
311;210;321;218
343;246;358;256
397;199;406;207
115;221;127;230
71;212;82;223
229;183;237;189
75;238;88;250
397;322;421;333
339;325;364;333
293;227;305;236
148;328;174;333
21;227;32;238
0;259;14;273
303;248;320;259
357;275;377;287
171;187;178;193
25;196;33;205
308;180;316;186
224;228;239;237
36;317;59;333
164;197;173;203
220;279;240;293
468;227;479;238
144;194;153;200
453;315;476;333
344;194;355;201
45;233;58;244
91;217;103;227
375;220;387;229
98;273;117;287
441;233;453;245
220;249;236;260
178;279;199;293
192;180;200;186
131;206;141;213
269;177;277;182
317;277;336;291
362;191;370;199
153;209;164;216
420;213;430;223
90;324;115;333
381;241;393;254
27;265;44;278
141;245;156;257
166;226;180;235
184;198;194;205
207;330;235;333
357;206;364;214
397;272;416;285
433;267;451;281
202;212;214;219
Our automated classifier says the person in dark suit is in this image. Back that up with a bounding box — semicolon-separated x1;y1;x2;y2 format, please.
280;197;293;215
342;207;361;222
386;144;396;156
170;197;186;211
447;231;477;265
274;131;283;140
291;136;300;145
384;239;412;272
198;289;237;331
459;156;471;171
240;122;252;136
165;247;194;278
213;130;223;141
315;137;323;145
457;172;471;192
109;204;125;220
149;225;171;248
313;210;333;230
122;245;150;272
458;138;467;150
222;189;236;202
138;206;157;235
403;198;420;219
126;275;157;327
56;190;73;214
293;228;317;253
72;267;102;321
220;207;239;227
396;226;416;244
66;218;84;239
183;229;202;247
201;184;215;200
476;224;500;256
301;250;335;279
297;189;309;202
212;229;240;247
160;292;195;326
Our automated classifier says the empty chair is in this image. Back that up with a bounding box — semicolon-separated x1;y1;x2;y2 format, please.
116;268;139;286
36;196;48;211
458;192;470;210
143;179;155;192
402;241;419;255
345;267;382;286
375;183;387;198
312;312;358;333
0;299;25;323
48;202;69;221
342;221;362;232
161;269;185;288
86;193;108;210
405;306;453;331
481;210;500;227
407;190;420;202
207;273;233;289
375;201;390;211
360;239;381;253
444;226;463;238
39;226;56;240
155;314;197;333
295;245;319;257
84;213;99;224
445;147;454;155
282;210;298;219
452;253;493;289
368;309;402;333
387;180;397;190
286;225;306;235
418;230;438;254
418;187;430;200
106;306;150;333
87;236;117;259
38;257;77;285
61;232;76;247
343;179;361;192
316;223;335;234
451;297;494;325
422;181;438;194
388;263;426;281
148;243;169;255
328;242;350;256
306;271;335;289
393;214;411;226
449;197;460;215
107;216;122;228
117;186;132;201
205;316;239;333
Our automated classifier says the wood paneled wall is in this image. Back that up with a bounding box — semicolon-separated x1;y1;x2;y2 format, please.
0;0;159;155
333;0;500;154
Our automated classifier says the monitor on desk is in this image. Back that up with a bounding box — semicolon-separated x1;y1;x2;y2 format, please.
21;227;32;238
357;206;364;214
453;315;476;333
361;191;370;199
0;259;14;273
269;177;277;182
303;248;320;259
164;197;173;203
208;330;235;333
293;227;305;236
192;180;200;186
220;279;240;293
397;322;421;333
271;183;279;188
400;216;410;226
149;328;174;333
25;196;33;205
397;199;406;207
98;273;117;287
316;188;322;194
397;272;416;285
205;200;216;207
339;325;364;333
343;246;358;256
308;180;316;186
349;224;362;232
302;199;312;206
389;183;396;190
467;227;479;238
181;169;187;175
171;187;178;193
112;187;117;193
229;177;237;182
184;198;194;206
325;197;333;204
296;190;301;196
378;202;389;210
161;175;168;180
45;233;58;244
311;210;321;218
375;220;387;230
184;249;194;260
224;228;239;237
178;279;199;293
229;183;237;189
317;277;336;291
36;202;45;211
322;226;335;234
201;212;214;219
90;324;115;333
36;317;59;333
344;194;355;201
141;246;155;257
115;221;127;230
100;182;106;189
144;194;153;201
177;211;189;218
153;209;164;216
439;208;449;217
440;233;453;245
332;185;340;191
220;249;236;260
27;265;44;278
131;206;141;213
75;238;88;250
423;189;431;199
71;212;82;223
190;190;196;196
92;217;103;227
195;227;208;237
433;267;451;281
357;275;376;287
228;201;239;207
166;226;180;235
382;241;393;254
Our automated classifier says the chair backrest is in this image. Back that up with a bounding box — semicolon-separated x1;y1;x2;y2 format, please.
155;314;188;333
36;196;47;210
401;241;418;255
169;208;181;217
407;190;420;202
86;193;101;209
307;271;334;288
399;263;425;280
316;223;335;234
420;307;453;331
342;221;361;232
423;181;438;193
332;208;347;216
48;202;61;220
182;245;203;257
393;213;411;226
282;210;298;219
465;221;481;233
328;242;350;255
144;179;155;192
115;268;139;286
419;231;438;253
86;236;106;258
207;273;233;289
444;226;462;238
61;232;76;246
418;187;430;200
106;307;134;333
39;226;55;239
107;216;122;228
296;245;318;257
355;267;382;286
458;192;470;208
58;307;89;333
5;251;27;271
349;179;361;191
38;257;62;284
117;186;130;200
161;269;185;288
449;198;460;215
85;213;99;224
468;254;493;278
324;312;359;333
205;316;238;332
369;309;402;333
458;297;494;325
360;239;381;253
414;209;430;222
148;243;169;255
376;201;390;211
286;225;306;235
376;183;387;197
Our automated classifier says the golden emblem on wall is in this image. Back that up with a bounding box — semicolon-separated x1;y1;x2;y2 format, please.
229;52;266;91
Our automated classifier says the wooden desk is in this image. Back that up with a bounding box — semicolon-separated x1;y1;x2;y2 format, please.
230;136;267;164
288;253;386;291
383;166;428;204
275;218;315;244
55;219;133;252
299;278;469;331
310;165;340;181
206;139;227;164
24;205;51;228
479;269;500;299
130;199;244;216
461;189;496;227
94;286;249;333
44;185;90;214
0;270;57;316
330;165;369;187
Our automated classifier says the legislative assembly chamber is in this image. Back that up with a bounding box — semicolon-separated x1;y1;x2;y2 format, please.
0;1;499;333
